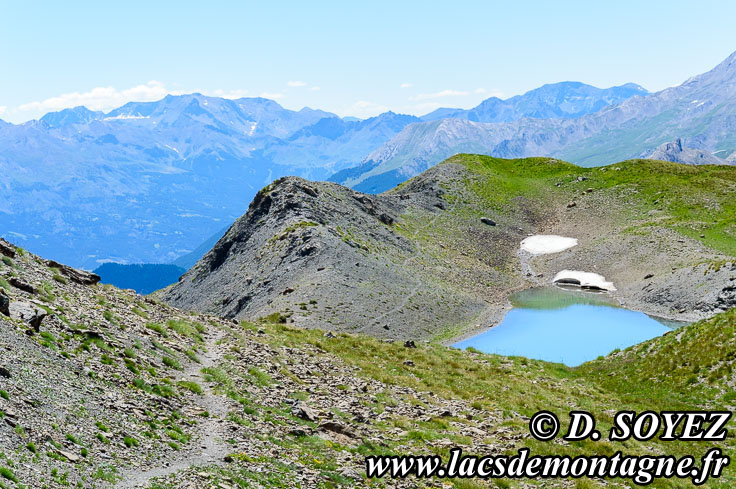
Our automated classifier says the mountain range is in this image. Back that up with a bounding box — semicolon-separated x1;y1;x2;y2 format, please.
3;51;736;270
419;81;647;122
0;97;419;268
334;51;736;192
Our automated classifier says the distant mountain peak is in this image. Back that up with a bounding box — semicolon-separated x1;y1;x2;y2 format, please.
40;106;104;128
419;81;647;123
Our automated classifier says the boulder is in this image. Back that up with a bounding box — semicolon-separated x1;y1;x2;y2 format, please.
318;421;355;438
480;217;496;226
291;401;318;422
56;449;80;463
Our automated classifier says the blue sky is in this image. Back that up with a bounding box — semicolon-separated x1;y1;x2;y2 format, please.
1;0;735;123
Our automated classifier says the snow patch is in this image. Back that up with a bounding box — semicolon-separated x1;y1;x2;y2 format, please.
520;235;578;255
553;270;616;292
104;114;150;120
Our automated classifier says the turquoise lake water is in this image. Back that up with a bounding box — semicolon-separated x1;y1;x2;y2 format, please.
454;287;680;367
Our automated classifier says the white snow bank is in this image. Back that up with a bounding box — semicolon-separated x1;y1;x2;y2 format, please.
520;235;578;255
553;270;616;292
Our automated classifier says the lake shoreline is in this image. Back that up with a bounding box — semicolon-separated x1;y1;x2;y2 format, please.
441;284;692;351
449;287;678;366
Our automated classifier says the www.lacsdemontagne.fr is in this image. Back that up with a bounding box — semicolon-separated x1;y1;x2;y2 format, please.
365;447;729;485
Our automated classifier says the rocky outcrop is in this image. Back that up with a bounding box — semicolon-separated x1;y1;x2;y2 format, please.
0;239;16;258
160;176;435;337
45;259;100;285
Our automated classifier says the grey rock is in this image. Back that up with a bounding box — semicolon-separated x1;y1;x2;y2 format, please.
9;301;46;331
56;449;80;463
318;421;355;438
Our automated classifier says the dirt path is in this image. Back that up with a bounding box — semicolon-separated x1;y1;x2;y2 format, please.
115;328;231;488
373;206;448;328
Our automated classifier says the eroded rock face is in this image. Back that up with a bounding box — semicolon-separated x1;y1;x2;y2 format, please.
8;277;34;294
713;285;736;312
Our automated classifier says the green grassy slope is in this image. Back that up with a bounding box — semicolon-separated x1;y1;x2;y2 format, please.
253;306;736;488
435;155;736;256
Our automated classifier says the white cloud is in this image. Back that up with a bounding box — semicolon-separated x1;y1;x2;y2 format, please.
409;89;469;101
17;81;177;113
336;100;390;119
0;106;6;118
205;88;249;99
475;88;505;98
286;80;307;87
260;92;285;100
310;86;321;91
13;83;250;116
404;102;447;112
400;83;413;89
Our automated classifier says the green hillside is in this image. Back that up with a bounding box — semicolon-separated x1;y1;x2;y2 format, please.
249;306;736;489
423;155;736;256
